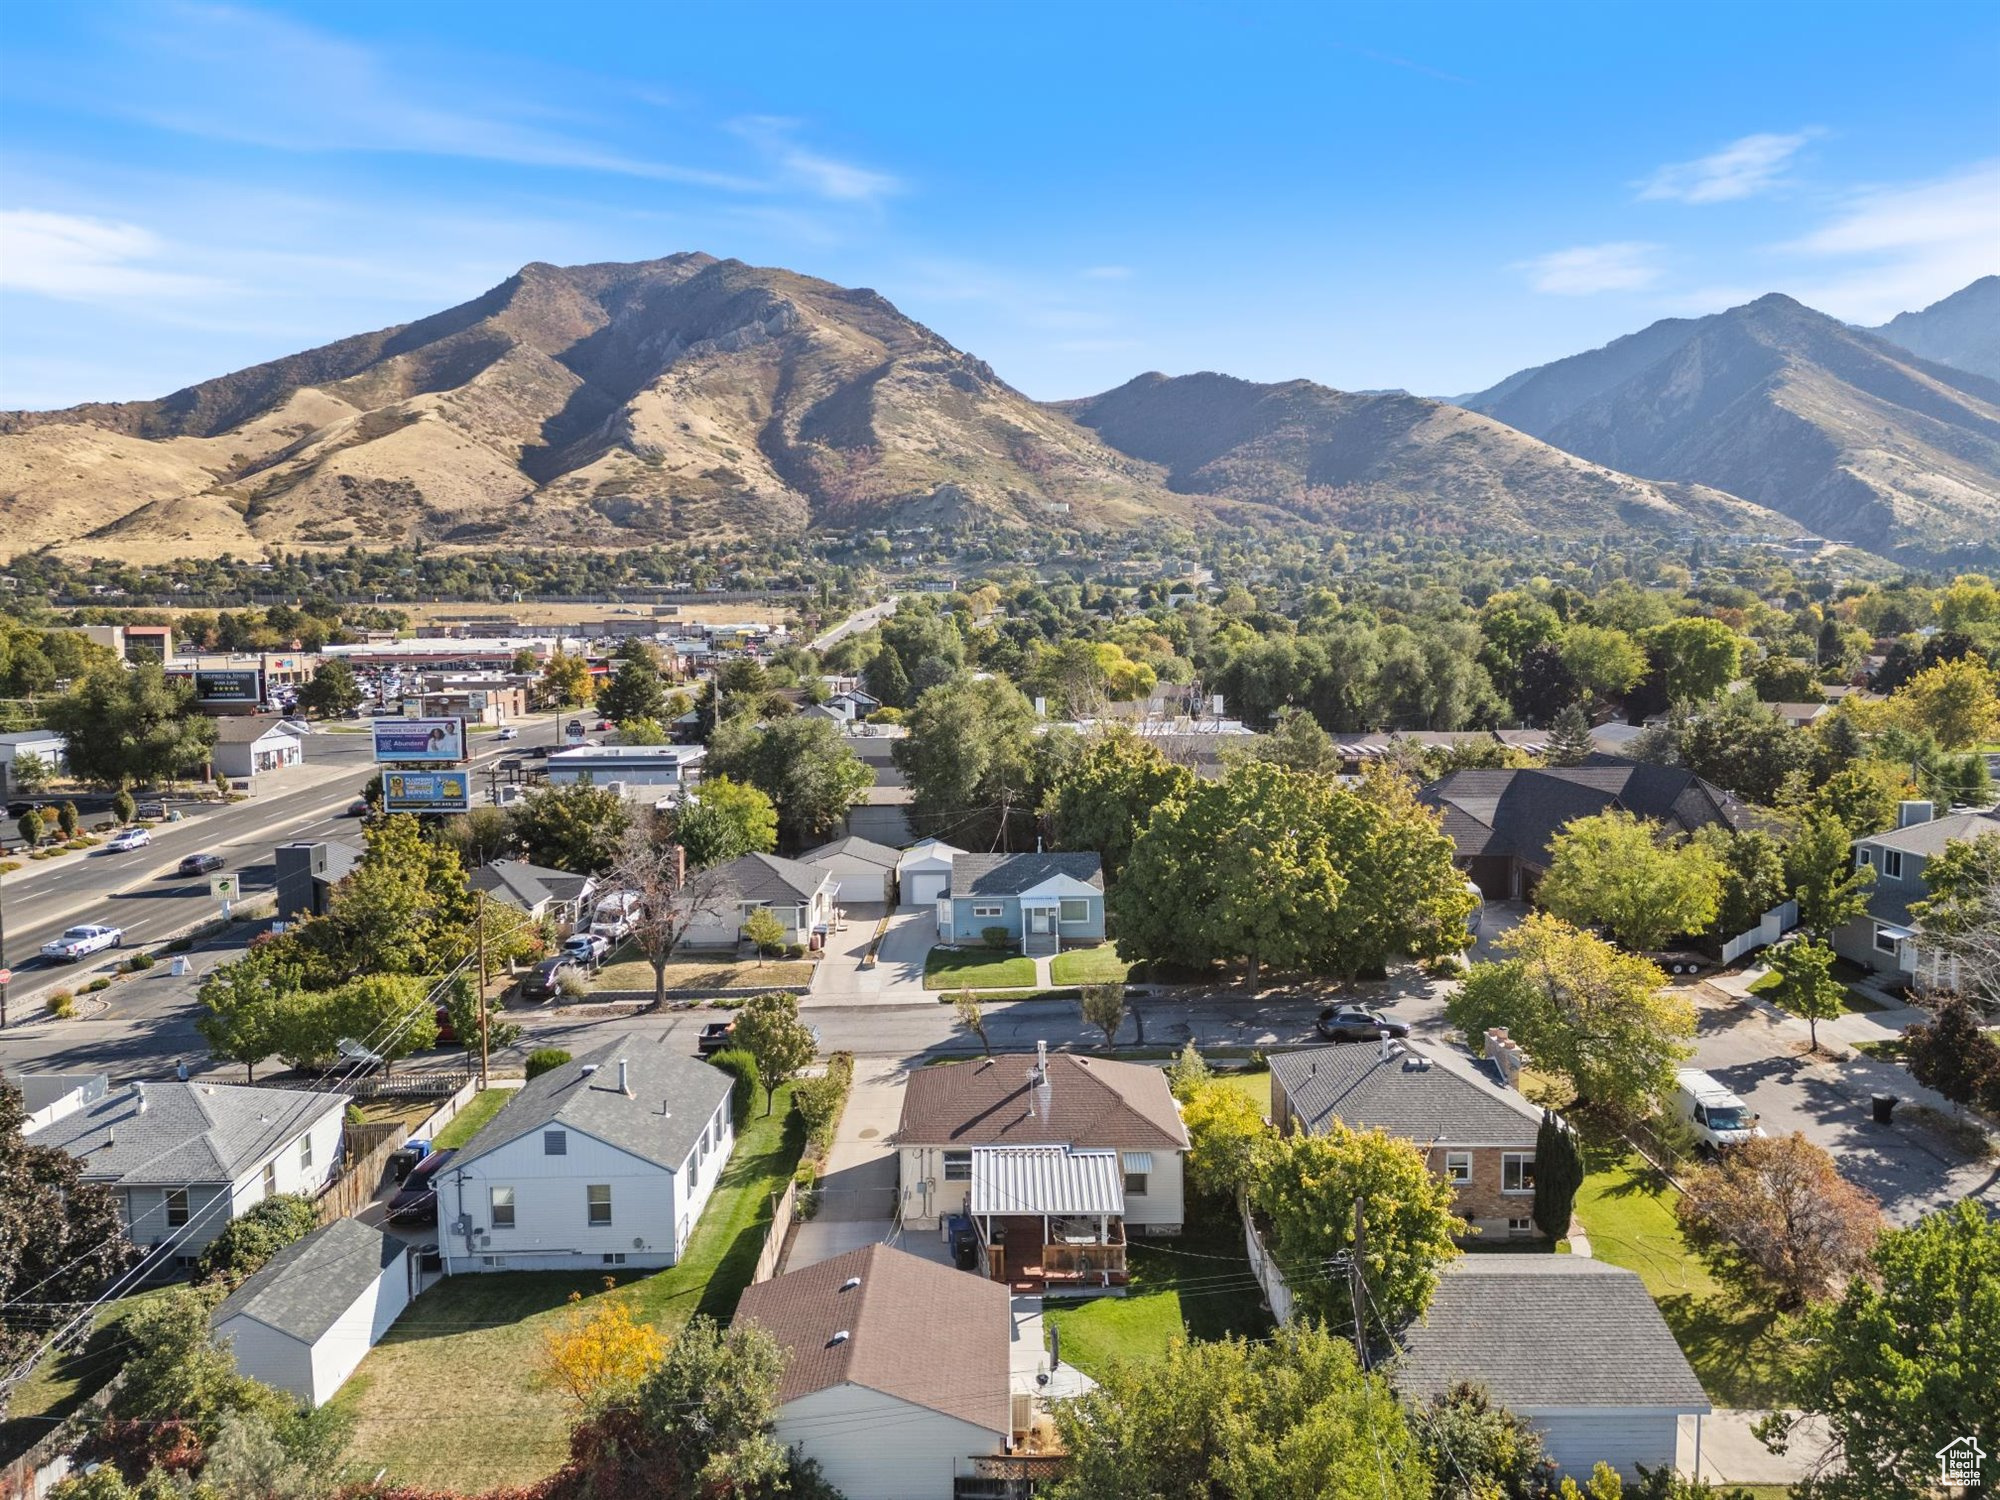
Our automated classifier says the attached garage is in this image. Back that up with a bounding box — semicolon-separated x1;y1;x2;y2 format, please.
796;835;901;907
897;838;961;910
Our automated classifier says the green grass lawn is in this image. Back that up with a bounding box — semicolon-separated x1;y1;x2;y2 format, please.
1573;1150;1794;1408
1746;968;1884;1014
1210;1067;1272;1120
923;946;1037;990
431;1085;513;1149
1043;1208;1273;1378
1049;946;1132;985
0;1290;171;1459
332;1085;804;1491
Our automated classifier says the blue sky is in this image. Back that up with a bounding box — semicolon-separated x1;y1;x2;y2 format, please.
2;1;1996;410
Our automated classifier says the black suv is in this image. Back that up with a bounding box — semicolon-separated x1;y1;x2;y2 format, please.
1315;1006;1411;1043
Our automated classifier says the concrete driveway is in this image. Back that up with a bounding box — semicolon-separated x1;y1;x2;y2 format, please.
806;906;935;1006
784;1058;955;1272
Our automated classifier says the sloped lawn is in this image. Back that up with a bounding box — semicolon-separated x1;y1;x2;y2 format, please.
923;947;1036;990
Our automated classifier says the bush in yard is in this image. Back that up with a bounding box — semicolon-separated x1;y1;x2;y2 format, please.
555;967;591;1000
982;925;1011;950
84;977;111;993
198;1193;319;1285
708;1047;759;1126
743;905;786;957
526;1047;573;1081
1414;1383;1560;1499
1676;1132;1880;1307
1164;1039;1212;1101
17;808;44;847
540;1285;665;1416
127;950;155;971
794;1052;855;1154
1180;1079;1268;1201
46;989;75;1018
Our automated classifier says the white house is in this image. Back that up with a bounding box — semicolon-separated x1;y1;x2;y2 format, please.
733;1244;1012;1500
212;1218;411;1407
1392;1257;1711;1480
545;743;705;792
896;838;961;908
677;852;837;951
26;1081;348;1266
796;835;901;908
209;716;306;782
435;1037;735;1275
0;729;67;796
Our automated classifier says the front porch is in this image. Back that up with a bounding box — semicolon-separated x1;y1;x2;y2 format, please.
970;1145;1130;1294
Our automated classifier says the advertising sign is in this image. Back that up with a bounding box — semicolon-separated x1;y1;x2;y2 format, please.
382;770;471;814
191;668;263;704
372;717;467;764
208;872;240;902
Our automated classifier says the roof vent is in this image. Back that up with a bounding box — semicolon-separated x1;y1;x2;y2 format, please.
580;1063;600;1076
134;1084;147;1114
841;1276;862;1291
618;1058;631;1097
828;1330;851;1346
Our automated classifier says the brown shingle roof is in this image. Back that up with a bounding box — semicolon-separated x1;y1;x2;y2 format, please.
732;1244;1010;1433
894;1054;1188;1151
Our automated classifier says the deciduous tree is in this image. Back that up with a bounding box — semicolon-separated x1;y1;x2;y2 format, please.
508;776;633;874
296;659;362;718
1044;727;1194;879
540;1285;665;1415
43;663;216;788
1886;655;1999;750
605;829;732;1010
1180;1081;1267;1202
1765;937;1845;1052
952;988;990;1056
1677;1133;1879;1307
708;715;872;848
1079;981;1127;1048
671;775;777;868
1643;617;1744;703
1536;810;1722;952
896;674;1043;851
1900;996;2000;1114
732;991;817;1115
1786;810;1874;937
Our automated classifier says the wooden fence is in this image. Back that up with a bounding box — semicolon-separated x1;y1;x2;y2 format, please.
315;1121;407;1227
752;1179;801;1284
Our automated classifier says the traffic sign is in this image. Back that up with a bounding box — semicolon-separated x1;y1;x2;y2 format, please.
0;969;12;986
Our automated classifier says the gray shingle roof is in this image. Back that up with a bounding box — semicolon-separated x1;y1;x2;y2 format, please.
212;716;302;745
469;858;591;911
212;1218;407;1344
1392;1257;1710;1413
449;1035;734;1175
26;1081;347;1187
1857;810;2000;859
712;852;832;904
1267;1043;1541;1148
950;852;1104;897
796;835;902;870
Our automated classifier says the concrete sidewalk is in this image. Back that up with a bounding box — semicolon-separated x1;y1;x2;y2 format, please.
1681;1410;1832;1488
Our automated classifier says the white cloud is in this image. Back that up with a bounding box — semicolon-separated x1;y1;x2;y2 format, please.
0;210;225;300
727;117;901;205
1638;132;1815;204
1513;242;1663;295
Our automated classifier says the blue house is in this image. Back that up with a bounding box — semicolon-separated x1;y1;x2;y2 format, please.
937;852;1106;956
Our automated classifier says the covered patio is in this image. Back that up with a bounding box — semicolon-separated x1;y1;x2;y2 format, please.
969;1145;1129;1294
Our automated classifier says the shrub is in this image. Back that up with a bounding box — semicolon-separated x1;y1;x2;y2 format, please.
743;906;786;956
0;860;19;874
783;943;806;959
197;1194;319;1285
126;951;156;972
982;926;1011;949
794;1053;855;1155
525;1047;573;1081
165;936;194;953
56;801;80;839
555;968;591;1000
46;990;76;1018
84;977;111;993
111;788;136;825
707;1047;759;1126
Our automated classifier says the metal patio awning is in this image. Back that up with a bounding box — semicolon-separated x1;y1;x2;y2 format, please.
969;1146;1125;1218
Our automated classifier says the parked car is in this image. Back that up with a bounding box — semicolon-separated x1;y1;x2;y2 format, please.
1315;1005;1410;1043
104;828;152;852
1673;1068;1765;1155
386;1148;458;1224
563;932;612;965
495;726;520;741
335;1037;384;1071
522;955;590;1001
41;924;125;962
594;718;614;731
176;852;225;876
697;1021;736;1056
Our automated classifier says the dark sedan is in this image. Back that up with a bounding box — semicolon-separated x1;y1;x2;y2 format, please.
1315;1005;1411;1043
521;954;589;1001
386;1148;457;1224
176;852;226;877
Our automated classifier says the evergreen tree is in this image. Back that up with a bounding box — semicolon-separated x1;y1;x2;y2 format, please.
1532;1109;1584;1240
1544;702;1594;766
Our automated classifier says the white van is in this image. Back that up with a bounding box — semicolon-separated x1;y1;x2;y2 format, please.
1673;1068;1764;1155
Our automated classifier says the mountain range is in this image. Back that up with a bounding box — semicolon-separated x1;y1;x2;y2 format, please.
2;254;1995;563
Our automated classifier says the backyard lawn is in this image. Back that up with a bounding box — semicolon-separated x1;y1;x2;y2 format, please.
924;947;1036;990
1043;1210;1272;1377
332;1084;804;1491
0;1290;171;1458
431;1085;513;1149
1210;1066;1272;1120
1049;945;1132;985
1572;1150;1794;1408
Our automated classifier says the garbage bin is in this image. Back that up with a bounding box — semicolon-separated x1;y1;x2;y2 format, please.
388;1146;424;1184
1871;1094;1897;1125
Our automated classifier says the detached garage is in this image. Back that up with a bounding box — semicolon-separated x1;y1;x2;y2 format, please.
797;835;901;908
897;838;962;909
212;1218;412;1408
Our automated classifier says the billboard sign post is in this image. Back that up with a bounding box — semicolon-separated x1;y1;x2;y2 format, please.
372;717;467;765
189;669;263;706
382;771;472;815
209;870;240;917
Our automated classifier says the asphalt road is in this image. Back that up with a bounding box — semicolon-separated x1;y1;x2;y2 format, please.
809;596;898;654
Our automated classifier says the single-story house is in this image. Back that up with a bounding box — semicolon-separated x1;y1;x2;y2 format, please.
1421;758;1758;901
937;852;1105;956
212;1218;412;1407
435;1036;735;1274
1392;1257;1710;1480
677;852;837;951
1833;802;2000;983
825;688;882;723
27;1081;349;1266
897;838;961;909
796;835;901;907
1769;701;1830;729
1267;1040;1547;1239
895;1047;1189;1285
545;743;705;791
733;1244;1012;1500
210;716;305;781
0;729;67;796
469;858;598;926
274;839;366;922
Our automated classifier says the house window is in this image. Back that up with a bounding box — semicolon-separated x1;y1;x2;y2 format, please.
1874;925;1901;956
971;903;1004;919
1507;1217;1534;1235
1856;848;1874;870
490;1186;516;1228
165;1190;189;1227
299;1133;313;1171
544;1130;568;1156
1502;1154;1536;1195
943;1150;973;1181
588;1185;613;1227
1058;898;1091;924
1122;1152;1152;1196
602;1253;627;1266
1882;850;1903;880
263;1162;278;1197
1444;1152;1473;1186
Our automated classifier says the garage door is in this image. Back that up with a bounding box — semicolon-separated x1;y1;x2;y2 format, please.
904;870;950;906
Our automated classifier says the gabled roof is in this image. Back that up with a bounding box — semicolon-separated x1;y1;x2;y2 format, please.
212;716;302;745
1855;810;2000;859
26;1081;347;1187
950;852;1104;897
897;838;962;870
1269;1042;1540;1147
895;1053;1187;1152
796;835;902;870
469;858;592;910
733;1244;1010;1434
1392;1257;1710;1414
448;1034;733;1175
711;851;833;904
212;1218;406;1344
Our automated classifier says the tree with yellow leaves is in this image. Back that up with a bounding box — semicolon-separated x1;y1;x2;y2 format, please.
1888;655;1999;750
539;1281;665;1414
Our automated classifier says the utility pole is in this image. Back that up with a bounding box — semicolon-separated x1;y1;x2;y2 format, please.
0;878;10;1030
1349;1198;1370;1371
476;891;490;1090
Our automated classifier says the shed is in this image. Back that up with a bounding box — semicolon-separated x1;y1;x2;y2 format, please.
896;838;962;909
212;1218;412;1407
797;835;901;907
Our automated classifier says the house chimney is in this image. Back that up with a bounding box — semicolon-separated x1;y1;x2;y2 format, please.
618;1058;630;1096
1034;1041;1052;1123
1898;800;1934;828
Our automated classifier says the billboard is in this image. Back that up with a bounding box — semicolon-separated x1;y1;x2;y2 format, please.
381;770;471;814
191;669;263;704
372;717;467;764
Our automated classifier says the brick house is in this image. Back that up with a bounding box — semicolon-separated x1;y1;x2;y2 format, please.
1265;1040;1547;1240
